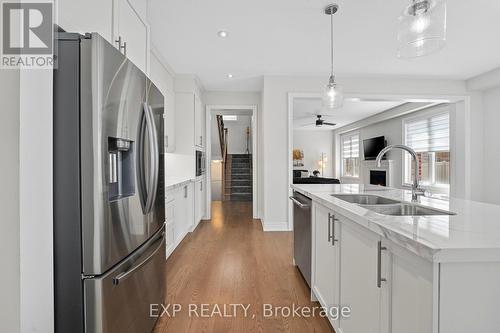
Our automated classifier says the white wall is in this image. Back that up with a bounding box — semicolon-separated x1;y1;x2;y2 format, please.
262;75;477;231
210;111;253;160
225;116;252;154
0;69;20;333
19;69;54;332
211;161;222;201
293;130;334;177
482;86;500;204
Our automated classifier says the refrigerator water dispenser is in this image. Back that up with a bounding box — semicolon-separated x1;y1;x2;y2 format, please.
108;137;135;200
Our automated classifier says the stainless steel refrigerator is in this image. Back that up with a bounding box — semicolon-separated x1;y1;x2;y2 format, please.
54;32;166;333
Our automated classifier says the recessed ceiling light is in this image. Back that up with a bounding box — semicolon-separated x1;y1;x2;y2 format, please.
217;30;228;38
227;73;233;78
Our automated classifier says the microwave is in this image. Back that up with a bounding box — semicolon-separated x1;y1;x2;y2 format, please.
196;150;206;177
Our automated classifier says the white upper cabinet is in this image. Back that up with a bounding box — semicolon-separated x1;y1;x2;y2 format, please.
113;0;150;74
58;0;113;43
194;95;204;148
174;76;205;154
174;93;195;154
58;0;150;74
150;52;175;153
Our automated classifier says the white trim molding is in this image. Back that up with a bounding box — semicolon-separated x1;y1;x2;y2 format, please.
261;219;290;232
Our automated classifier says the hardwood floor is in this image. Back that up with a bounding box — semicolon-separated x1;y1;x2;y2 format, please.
153;201;333;333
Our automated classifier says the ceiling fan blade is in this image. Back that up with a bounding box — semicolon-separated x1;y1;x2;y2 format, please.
323;122;337;126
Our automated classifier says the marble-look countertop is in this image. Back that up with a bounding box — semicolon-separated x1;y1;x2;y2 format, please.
291;184;500;263
165;176;195;190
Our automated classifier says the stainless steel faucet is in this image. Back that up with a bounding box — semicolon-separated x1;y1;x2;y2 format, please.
375;144;425;202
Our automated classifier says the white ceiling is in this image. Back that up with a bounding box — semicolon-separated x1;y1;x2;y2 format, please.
293;98;405;130
148;0;500;91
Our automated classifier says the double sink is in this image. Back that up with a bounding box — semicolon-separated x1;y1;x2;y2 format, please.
331;194;455;216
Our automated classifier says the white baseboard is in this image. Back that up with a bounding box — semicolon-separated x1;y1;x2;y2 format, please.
261;219;290;232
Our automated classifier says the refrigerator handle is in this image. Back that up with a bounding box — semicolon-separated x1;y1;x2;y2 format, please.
136;104;148;212
144;104;159;214
112;231;165;285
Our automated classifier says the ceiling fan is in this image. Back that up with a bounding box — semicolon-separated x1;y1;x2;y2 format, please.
310;114;336;127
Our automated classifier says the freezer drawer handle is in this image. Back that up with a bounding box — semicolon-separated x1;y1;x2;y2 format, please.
113;232;165;286
289;196;310;209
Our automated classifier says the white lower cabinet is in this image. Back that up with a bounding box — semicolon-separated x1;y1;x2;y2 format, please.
338;218;387;333
388;243;433;333
165;182;194;258
311;203;340;328
312;202;434;333
195;178;206;225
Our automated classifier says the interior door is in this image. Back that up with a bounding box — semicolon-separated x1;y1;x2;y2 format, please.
81;34;150;275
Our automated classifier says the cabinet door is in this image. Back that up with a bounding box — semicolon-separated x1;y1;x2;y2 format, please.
173;187;185;242
59;0;113;44
194;95;203;147
113;0;149;74
388;244;433;333
175;93;195;154
339;220;383;333
164;91;176;152
186;183;194;230
150;54;175;153
200;179;206;219
312;204;340;327
194;180;202;224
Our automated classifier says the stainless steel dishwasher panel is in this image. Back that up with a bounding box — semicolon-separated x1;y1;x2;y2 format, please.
290;191;312;287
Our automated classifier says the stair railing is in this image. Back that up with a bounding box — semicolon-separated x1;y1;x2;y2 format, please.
216;115;229;200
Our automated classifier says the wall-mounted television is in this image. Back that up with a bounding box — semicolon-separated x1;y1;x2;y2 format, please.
363;136;387;160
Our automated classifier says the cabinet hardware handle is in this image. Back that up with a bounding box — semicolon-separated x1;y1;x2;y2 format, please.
166;135;169;148
184;186;187;198
328;213;339;246
377;241;387;288
122;41;127;56
115;36;122;49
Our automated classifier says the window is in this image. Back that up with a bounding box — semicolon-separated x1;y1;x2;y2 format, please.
342;133;360;177
404;112;450;194
222;115;237;121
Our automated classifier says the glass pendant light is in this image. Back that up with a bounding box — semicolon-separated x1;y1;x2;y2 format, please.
322;4;344;109
397;0;447;58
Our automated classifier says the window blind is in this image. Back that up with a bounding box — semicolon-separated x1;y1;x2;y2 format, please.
342;134;360;158
405;112;449;152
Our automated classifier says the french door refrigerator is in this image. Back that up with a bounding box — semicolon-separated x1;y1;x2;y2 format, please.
53;32;165;333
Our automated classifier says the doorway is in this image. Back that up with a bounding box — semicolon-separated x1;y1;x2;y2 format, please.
205;105;258;219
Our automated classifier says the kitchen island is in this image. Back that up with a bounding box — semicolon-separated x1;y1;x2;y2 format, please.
291;183;500;333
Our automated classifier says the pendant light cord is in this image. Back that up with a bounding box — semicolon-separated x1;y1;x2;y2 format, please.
330;10;334;77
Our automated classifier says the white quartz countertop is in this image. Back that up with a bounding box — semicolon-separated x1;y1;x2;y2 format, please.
291;184;500;263
165;176;194;189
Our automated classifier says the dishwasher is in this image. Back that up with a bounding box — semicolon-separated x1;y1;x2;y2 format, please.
289;191;312;287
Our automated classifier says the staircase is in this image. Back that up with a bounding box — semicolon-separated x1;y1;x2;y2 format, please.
224;154;253;201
